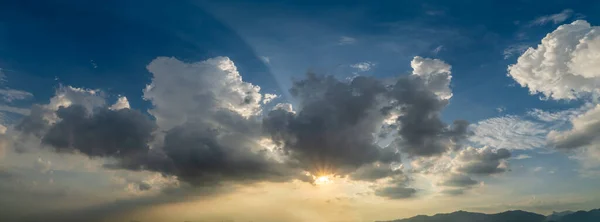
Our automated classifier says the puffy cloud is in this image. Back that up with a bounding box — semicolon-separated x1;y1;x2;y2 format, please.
263;74;399;175
411;147;510;194
264;56;466;176
46;86;105;113
11;56;470;198
262;93;278;104
273;103;295;113
453;147;511;175
41;105;156;158
144;121;305;186
410;56;452;100
0;88;33;102
508;20;600;100
144;56;264;130
546;105;600;173
547;105;600;150
109;96;130;110
529;9;573;26
350;62;375;72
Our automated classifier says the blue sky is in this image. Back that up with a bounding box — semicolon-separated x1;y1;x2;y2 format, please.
1;1;600;221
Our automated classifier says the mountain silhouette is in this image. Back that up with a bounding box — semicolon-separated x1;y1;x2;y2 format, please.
377;208;600;222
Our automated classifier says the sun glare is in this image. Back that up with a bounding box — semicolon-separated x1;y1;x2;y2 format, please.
314;175;333;185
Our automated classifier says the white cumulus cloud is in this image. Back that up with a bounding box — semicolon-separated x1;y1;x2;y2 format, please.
508;20;600;100
411;56;453;100
144;56;265;130
109;96;130;110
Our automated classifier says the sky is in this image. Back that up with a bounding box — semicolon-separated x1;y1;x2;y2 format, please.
1;0;600;221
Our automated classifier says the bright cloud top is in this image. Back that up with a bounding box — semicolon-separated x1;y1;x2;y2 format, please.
508;20;600;100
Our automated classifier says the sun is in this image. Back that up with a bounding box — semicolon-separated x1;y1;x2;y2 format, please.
314;175;333;185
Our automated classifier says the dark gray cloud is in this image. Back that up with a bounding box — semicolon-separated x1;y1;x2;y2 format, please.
389;77;469;157
374;184;417;199
263;73;469;178
455;147;511;175
349;163;402;181
15;105;51;137
439;173;478;187
263;74;400;175
441;188;466;196
148;121;306;186
138;182;152;191
14;69;469;194
41;105;156;158
547;106;600;150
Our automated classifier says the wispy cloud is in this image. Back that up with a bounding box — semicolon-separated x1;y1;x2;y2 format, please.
350;61;375;72
514;154;532;160
529;9;573;26
432;45;444;54
260;56;271;64
0;88;33;102
338;36;357;45
0;105;30;116
503;44;530;59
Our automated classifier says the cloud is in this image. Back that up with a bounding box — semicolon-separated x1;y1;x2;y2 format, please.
0;88;33;102
262;93;278;104
503;44;529;59
40;105;156;158
374;184;417;199
432;45;444;54
12;56;470;200
469;115;548;150
0;104;30;116
411;146;510;195
438;173;478;187
453;147;511;175
514;154;532;160
46;86;105;113
529;9;573;26
109;96;130;110
350;62;375;72
338;36;357;45
144;56;264;130
373;174;417;199
273;103;295;113
14;57;309;190
143;120;305;186
410;56;452;100
547;104;600;150
34;157;52;173
508;20;600;100
263;74;401;175
546;105;600;173
259;56;270;64
349;163;402;181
